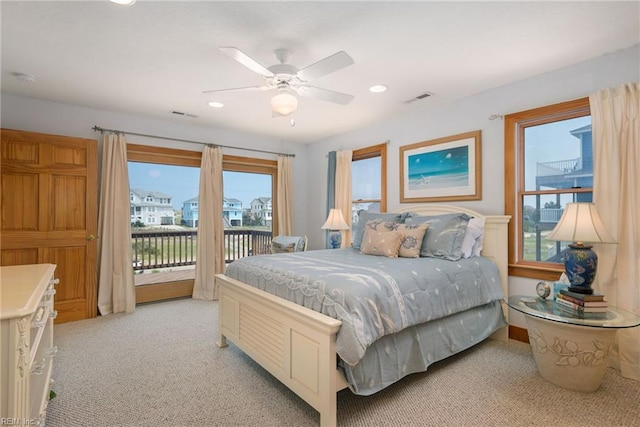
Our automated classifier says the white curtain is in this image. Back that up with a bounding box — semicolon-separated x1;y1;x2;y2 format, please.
590;82;640;380
277;155;294;236
335;150;353;247
193;145;225;300
97;133;136;315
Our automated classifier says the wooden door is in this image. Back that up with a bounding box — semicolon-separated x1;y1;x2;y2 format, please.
1;129;98;323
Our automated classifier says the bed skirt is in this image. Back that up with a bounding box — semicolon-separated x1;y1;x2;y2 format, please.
340;300;506;395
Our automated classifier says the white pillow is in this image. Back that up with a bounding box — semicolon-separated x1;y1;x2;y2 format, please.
461;217;485;258
471;220;485;257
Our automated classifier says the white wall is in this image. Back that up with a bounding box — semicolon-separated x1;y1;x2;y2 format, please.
304;44;639;327
2;45;638;328
0;94;309;235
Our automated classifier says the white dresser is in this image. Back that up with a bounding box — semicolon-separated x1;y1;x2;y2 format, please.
1;264;58;426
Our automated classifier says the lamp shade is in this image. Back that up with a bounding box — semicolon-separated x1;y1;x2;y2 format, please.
546;203;616;244
321;208;350;231
271;91;298;115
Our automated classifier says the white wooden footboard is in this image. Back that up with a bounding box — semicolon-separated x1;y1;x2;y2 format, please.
215;273;347;427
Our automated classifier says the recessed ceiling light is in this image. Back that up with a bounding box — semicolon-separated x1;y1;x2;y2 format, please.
369;84;388;93
208;101;224;108
109;0;136;6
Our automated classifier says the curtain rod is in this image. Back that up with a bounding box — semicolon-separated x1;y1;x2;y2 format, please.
92;126;295;157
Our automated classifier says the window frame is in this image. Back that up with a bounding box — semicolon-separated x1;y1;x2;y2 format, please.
127;145;279;235
351;142;388;213
222;154;278;236
504;97;591;280
126;144;279;302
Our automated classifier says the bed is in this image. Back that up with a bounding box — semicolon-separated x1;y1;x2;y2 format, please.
215;205;510;426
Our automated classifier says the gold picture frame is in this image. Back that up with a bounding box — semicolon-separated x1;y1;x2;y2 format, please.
400;130;482;203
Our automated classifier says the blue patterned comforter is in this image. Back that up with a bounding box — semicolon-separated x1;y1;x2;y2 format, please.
224;248;504;366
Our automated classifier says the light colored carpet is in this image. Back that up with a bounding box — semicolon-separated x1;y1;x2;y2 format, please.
46;298;640;426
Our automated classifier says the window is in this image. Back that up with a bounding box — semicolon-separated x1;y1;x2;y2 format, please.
223;155;277;236
351;143;387;223
505;98;592;280
126;144;278;303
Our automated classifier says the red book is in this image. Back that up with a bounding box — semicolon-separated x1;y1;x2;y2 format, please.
556;297;608;313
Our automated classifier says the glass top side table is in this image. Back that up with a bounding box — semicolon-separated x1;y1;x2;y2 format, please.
507;295;640;329
506;295;640;392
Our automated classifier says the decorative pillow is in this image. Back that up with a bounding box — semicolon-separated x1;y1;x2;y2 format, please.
352;212;403;249
396;223;429;258
404;213;471;261
360;227;403;258
460;217;485;258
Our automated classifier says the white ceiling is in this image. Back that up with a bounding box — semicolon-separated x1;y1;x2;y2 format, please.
1;1;638;144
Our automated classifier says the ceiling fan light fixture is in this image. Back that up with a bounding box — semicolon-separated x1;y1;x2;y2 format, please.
271;92;298;115
208;101;224;108
109;0;136;5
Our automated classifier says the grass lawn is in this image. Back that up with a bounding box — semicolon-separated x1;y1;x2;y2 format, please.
522;229;564;262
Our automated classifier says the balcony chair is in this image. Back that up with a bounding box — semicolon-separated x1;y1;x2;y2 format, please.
271;235;308;253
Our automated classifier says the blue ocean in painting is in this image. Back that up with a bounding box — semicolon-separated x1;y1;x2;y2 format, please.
408;145;469;190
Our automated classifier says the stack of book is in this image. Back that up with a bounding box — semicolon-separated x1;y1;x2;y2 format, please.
555;289;608;319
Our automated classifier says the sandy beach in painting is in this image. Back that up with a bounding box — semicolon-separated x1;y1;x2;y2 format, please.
408;172;469;191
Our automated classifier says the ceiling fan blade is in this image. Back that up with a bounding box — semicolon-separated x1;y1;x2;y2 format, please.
219;47;274;77
297;86;354;105
202;85;269;94
296;51;354;81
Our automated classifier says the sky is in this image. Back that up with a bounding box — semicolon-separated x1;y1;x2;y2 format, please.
352;156;381;200
523;115;591;189
128;163;272;210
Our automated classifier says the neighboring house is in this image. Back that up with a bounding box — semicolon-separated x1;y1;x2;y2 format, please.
130;188;175;226
182;196;199;227
536;124;594;227
182;197;244;228
224;198;243;227
250;197;272;226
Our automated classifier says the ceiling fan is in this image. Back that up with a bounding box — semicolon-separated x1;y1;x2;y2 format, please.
203;47;355;116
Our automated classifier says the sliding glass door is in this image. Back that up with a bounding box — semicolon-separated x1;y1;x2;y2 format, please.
126;145;277;304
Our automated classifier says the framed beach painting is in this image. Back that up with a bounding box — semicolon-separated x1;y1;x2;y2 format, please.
400;130;482;203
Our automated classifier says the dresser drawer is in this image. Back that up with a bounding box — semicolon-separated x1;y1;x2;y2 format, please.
29;317;56;425
29;279;57;368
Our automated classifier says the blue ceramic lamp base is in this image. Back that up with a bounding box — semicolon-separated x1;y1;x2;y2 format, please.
328;231;342;249
564;243;598;295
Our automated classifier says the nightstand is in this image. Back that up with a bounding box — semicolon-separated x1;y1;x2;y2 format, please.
507;295;640;392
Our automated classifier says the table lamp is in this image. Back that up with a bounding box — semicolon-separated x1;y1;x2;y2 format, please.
322;208;350;249
546;203;616;294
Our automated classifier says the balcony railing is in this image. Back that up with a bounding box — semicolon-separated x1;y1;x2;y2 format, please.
536;158;581;176
539;208;563;223
131;229;272;272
